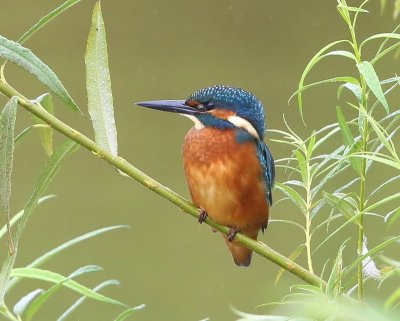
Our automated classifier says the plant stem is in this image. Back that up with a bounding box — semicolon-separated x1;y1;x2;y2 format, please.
347;12;368;302
0;80;325;288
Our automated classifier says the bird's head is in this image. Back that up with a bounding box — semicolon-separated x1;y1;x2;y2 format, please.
136;85;266;140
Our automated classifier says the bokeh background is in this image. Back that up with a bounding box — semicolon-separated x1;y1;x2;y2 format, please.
1;1;399;320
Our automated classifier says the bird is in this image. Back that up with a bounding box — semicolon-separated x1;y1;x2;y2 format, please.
136;85;275;267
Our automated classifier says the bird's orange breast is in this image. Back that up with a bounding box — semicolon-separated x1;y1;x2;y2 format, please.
182;127;269;237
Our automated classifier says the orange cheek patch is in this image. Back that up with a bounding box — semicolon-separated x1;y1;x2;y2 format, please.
209;109;235;119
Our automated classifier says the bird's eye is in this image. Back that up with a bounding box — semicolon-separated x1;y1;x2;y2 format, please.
185;99;207;112
205;102;214;109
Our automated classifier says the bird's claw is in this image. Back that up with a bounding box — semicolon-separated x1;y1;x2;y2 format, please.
227;227;239;242
198;209;208;224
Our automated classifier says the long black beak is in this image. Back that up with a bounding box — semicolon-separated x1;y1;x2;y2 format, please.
135;100;199;115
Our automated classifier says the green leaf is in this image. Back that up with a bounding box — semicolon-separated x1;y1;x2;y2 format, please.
1;140;78;302
57;279;120;321
114;304;146;321
337;82;362;102
10;267;127;307
85;1;118;156
326;242;346;299
361;33;400;48
275;182;307;213
0;195;54;240
24;265;102;321
275;244;305;285
323;192;357;223
14;124;50;146
31;93;54;156
18;0;82;44
13;289;44;316
357;61;389;112
336;106;354;146
7;225;128;291
291;76;359;111
336;106;362;175
385;208;400;230
337;3;369;13
292;39;352;120
0;35;80;112
0;97;18;303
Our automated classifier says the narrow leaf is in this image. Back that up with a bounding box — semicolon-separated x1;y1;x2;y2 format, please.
0;195;55;240
385;208;400;230
0;35;80;112
10;267;127;307
114;304;146;321
24;265;102;321
292;39;352;119
337;4;369;13
323;192;357;223
18;0;82;45
1;141;78;302
13;289;44;316
357;61;389;112
85;1;118;156
336;106;354;146
275;182;307;213
57;279;120;321
31;93;54;156
361;33;400;48
275;244;305;285
337;82;362;101
7;225;128;291
0;97;18;303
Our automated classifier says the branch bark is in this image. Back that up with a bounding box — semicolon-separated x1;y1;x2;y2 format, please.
0;80;324;287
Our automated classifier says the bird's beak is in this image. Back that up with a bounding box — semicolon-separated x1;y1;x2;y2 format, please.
135;100;199;115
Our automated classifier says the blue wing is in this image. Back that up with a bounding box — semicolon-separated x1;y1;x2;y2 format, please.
256;141;275;205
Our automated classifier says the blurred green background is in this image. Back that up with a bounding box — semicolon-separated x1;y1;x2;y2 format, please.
0;1;399;320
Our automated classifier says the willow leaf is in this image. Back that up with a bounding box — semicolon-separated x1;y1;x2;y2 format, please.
85;1;118;156
0;35;79;112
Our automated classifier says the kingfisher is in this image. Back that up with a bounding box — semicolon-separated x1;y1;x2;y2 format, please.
136;85;275;267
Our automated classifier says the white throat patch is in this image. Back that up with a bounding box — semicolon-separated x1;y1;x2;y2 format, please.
181;114;205;129
227;115;260;140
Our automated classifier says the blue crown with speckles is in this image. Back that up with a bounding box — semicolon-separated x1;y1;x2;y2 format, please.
188;85;266;139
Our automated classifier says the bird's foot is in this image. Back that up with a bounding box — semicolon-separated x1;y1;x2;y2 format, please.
227;227;239;242
198;209;208;224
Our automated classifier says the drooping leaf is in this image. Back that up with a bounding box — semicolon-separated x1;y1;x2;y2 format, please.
7;225;128;291
10;267;127;307
0;35;80;112
337;82;362;102
24;265;102;321
18;0;82;45
13;289;44;317
57;279;120;321
114;304;146;321
31;93;54;156
323;192;357;223
275;182;307;213
292;39;352;120
0;97;18;303
0;140;78;302
85;1;118;156
0;195;55;240
385;208;400;230
357;61;389;112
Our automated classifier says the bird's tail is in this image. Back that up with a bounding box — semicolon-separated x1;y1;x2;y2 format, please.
223;232;257;267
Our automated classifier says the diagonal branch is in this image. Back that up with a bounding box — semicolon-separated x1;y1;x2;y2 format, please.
0;80;324;287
